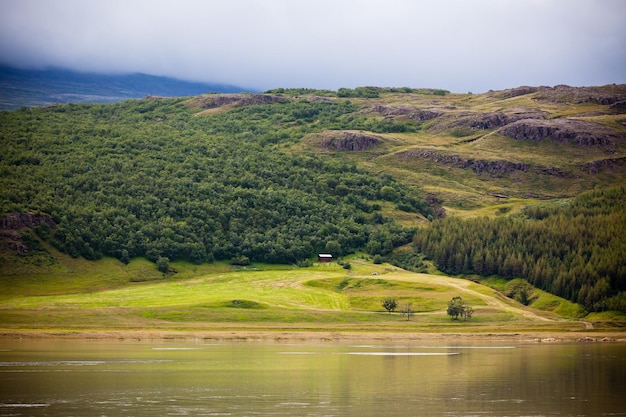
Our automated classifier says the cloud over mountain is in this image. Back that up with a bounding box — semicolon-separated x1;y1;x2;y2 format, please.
0;0;624;92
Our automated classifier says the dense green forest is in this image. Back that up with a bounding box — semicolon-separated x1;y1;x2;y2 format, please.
0;97;431;265
413;187;626;312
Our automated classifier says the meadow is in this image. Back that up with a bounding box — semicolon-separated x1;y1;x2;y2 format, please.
0;250;611;338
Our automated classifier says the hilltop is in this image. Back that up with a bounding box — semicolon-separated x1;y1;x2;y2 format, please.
1;85;625;330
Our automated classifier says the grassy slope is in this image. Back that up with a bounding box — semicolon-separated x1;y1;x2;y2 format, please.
293;90;625;222
0;245;608;335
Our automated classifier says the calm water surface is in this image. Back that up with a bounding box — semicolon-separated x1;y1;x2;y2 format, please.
0;339;624;416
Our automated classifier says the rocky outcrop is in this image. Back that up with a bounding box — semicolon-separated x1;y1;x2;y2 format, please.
195;93;286;109
428;109;547;132
580;156;626;174
0;213;56;231
398;149;530;176
489;85;626;107
301;95;334;103
609;100;626;113
491;86;539;99
498;119;624;146
368;105;442;121
0;213;56;254
397;149;571;178
1;230;28;254
464;110;545;130
318;131;382;151
533;84;626;105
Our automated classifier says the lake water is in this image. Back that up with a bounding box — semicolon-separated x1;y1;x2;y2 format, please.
0;338;624;416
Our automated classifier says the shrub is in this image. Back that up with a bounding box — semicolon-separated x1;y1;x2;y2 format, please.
156;256;170;273
231;255;251;266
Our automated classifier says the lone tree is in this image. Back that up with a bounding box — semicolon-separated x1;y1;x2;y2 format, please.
400;302;414;320
156;256;170;274
382;297;398;314
447;296;473;321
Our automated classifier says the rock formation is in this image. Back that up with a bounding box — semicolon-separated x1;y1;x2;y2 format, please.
195;93;286;109
398;149;530;177
498;118;623;146
318;131;382;151
0;213;56;231
368;105;442;121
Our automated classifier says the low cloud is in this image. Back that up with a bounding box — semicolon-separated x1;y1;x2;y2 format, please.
1;0;624;92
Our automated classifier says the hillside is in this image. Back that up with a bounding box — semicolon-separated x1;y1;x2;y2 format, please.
1;85;625;318
0;66;251;110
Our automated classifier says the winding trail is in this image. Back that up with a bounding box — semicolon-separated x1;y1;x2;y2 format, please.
443;277;554;322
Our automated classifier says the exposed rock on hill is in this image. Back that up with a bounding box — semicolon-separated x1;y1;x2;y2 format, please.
368;105;442;121
0;213;56;254
498;119;624;146
190;93;286;109
580;156;626;175
0;213;56;231
490;85;626;109
454;110;545;130
491;86;539;99
609;101;626;113
397;149;571;178
533;84;626;105
398;149;530;177
425;109;547;134
317;131;383;151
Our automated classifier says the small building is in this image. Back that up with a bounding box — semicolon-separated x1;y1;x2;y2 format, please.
318;253;333;263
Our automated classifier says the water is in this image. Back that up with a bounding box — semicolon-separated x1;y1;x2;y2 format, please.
0;339;624;416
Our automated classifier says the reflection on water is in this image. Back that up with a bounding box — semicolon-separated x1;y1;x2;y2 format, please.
0;339;624;416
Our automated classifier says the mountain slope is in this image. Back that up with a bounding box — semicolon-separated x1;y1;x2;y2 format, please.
1;85;625;314
293;85;626;210
0;66;252;110
0;95;431;267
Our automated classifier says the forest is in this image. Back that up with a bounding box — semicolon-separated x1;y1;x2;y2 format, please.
0;96;431;266
413;186;626;312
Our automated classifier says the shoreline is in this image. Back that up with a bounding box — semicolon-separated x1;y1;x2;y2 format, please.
2;330;625;344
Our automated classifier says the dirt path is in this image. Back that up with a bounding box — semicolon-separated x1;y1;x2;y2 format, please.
444;278;554;322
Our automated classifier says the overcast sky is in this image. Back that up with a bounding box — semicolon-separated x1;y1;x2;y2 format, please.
0;0;624;92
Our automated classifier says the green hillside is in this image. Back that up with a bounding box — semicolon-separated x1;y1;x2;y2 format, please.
1;85;625;323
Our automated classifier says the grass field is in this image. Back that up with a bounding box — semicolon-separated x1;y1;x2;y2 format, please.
2;252;620;337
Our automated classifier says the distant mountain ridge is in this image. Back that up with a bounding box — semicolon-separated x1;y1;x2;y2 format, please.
0;66;252;110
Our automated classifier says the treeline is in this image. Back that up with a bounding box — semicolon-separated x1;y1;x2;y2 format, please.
413;187;626;312
337;87;449;98
0;97;432;265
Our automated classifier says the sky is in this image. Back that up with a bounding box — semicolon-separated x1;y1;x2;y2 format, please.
0;0;624;93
